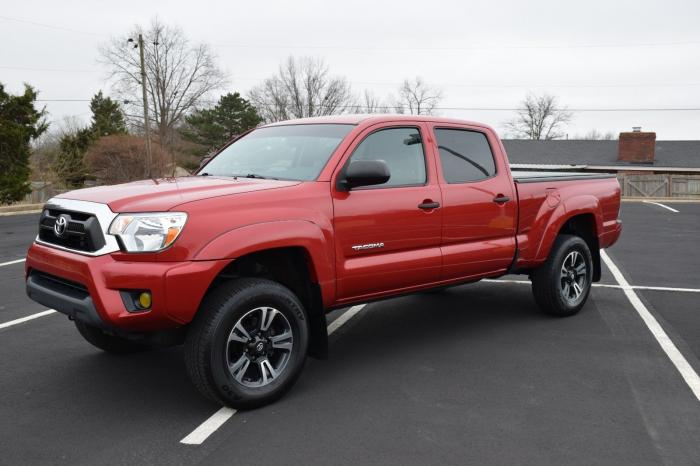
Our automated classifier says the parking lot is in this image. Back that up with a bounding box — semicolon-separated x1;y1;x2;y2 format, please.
1;201;699;465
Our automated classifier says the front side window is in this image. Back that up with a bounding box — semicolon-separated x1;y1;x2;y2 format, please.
202;124;354;181
348;127;426;187
435;129;496;183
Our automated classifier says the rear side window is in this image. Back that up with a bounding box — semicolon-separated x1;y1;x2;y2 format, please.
435;129;496;183
349;127;426;187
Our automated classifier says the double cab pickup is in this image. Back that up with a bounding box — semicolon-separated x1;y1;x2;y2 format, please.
26;115;622;408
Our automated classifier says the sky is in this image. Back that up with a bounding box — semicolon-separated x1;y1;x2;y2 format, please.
1;0;699;140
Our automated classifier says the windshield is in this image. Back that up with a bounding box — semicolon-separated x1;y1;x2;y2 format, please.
201;124;354;181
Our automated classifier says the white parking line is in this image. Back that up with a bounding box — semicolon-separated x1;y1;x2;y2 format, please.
327;304;366;335
180;407;237;445
0;258;25;268
180;303;368;445
601;249;700;402
643;200;679;213
632;285;700;293
0;309;56;330
482;279;700;294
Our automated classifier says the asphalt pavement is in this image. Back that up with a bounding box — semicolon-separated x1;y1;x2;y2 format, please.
1;202;699;465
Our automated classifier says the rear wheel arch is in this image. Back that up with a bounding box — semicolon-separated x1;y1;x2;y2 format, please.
557;213;601;282
536;201;603;282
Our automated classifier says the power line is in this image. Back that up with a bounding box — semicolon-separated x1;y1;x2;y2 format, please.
0;15;107;37
10;67;700;88
210;40;700;51
1;14;698;51
33;99;700;112
0;65;100;73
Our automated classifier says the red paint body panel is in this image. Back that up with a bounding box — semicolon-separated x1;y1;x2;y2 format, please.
425;121;518;280
26;243;228;331
513;177;622;269
330;122;443;299
25;115;622;331
57;176;300;212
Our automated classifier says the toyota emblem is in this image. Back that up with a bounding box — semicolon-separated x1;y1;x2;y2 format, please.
54;215;69;237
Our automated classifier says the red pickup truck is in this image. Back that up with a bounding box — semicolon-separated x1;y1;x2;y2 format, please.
26;115;622;408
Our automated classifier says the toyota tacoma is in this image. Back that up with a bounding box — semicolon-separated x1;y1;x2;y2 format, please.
25;115;622;408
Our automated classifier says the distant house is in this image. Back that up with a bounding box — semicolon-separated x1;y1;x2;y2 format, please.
502;130;700;198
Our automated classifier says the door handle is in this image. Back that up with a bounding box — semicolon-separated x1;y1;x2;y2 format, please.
418;201;440;210
493;195;510;204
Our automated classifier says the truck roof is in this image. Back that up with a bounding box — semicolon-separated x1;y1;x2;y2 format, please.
263;114;492;129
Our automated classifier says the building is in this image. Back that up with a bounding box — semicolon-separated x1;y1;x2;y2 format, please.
502;130;700;198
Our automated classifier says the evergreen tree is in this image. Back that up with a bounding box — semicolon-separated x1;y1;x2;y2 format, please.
182;92;262;152
54;91;126;188
55;128;93;188
90;91;126;136
0;84;47;204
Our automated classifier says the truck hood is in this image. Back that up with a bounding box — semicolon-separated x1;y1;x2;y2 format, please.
56;176;301;212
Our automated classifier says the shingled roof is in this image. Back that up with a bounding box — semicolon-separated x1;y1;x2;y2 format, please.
502;140;700;169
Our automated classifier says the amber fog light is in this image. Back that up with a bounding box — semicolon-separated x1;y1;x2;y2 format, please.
120;290;152;312
138;292;152;309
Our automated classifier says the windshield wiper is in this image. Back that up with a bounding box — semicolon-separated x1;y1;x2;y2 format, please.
236;173;278;180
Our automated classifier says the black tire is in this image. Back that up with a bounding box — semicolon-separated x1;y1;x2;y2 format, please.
74;320;153;354
531;234;593;317
184;278;309;410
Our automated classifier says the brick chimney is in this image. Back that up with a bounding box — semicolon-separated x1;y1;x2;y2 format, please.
618;127;656;163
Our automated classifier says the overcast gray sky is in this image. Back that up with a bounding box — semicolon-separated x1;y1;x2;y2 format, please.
1;0;699;139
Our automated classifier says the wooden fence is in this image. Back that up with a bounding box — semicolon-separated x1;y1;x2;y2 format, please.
618;174;700;199
21;182;66;204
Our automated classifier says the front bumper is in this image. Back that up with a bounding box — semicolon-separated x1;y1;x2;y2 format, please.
25;243;230;332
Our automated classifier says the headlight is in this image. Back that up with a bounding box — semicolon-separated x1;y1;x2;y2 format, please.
108;212;187;252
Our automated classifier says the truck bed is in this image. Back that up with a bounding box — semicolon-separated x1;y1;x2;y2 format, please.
512;171;616;183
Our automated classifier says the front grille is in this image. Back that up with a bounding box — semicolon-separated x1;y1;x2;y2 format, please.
38;208;106;253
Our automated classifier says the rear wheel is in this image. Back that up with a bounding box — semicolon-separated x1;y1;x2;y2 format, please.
531;234;593;317
184;278;309;409
74;320;153;354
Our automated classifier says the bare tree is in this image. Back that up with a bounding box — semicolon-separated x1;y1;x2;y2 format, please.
248;56;354;122
351;90;391;114
30;116;84;184
100;19;226;150
86;134;167;184
579;129;616;140
393;77;443;115
505;93;573;140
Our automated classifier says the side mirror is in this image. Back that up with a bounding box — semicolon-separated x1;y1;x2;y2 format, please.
339;160;391;191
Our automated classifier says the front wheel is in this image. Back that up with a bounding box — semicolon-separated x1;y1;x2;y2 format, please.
531;234;593;317
184;278;309;409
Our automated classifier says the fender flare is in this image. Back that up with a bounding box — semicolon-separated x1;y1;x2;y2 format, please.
193;220;336;303
534;194;603;263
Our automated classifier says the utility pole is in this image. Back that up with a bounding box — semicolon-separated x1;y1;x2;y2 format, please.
138;34;152;178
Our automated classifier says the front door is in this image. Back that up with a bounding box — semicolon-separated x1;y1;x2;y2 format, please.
332;124;443;300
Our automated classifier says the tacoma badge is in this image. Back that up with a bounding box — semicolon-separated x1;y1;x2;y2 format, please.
352;242;384;251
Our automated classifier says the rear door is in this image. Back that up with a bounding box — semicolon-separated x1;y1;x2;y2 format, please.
427;125;517;280
331;123;442;300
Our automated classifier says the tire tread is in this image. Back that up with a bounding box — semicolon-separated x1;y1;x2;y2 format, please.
184;278;308;409
531;234;592;317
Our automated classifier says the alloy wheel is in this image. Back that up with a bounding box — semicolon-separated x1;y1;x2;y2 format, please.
559;250;587;305
225;307;293;388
